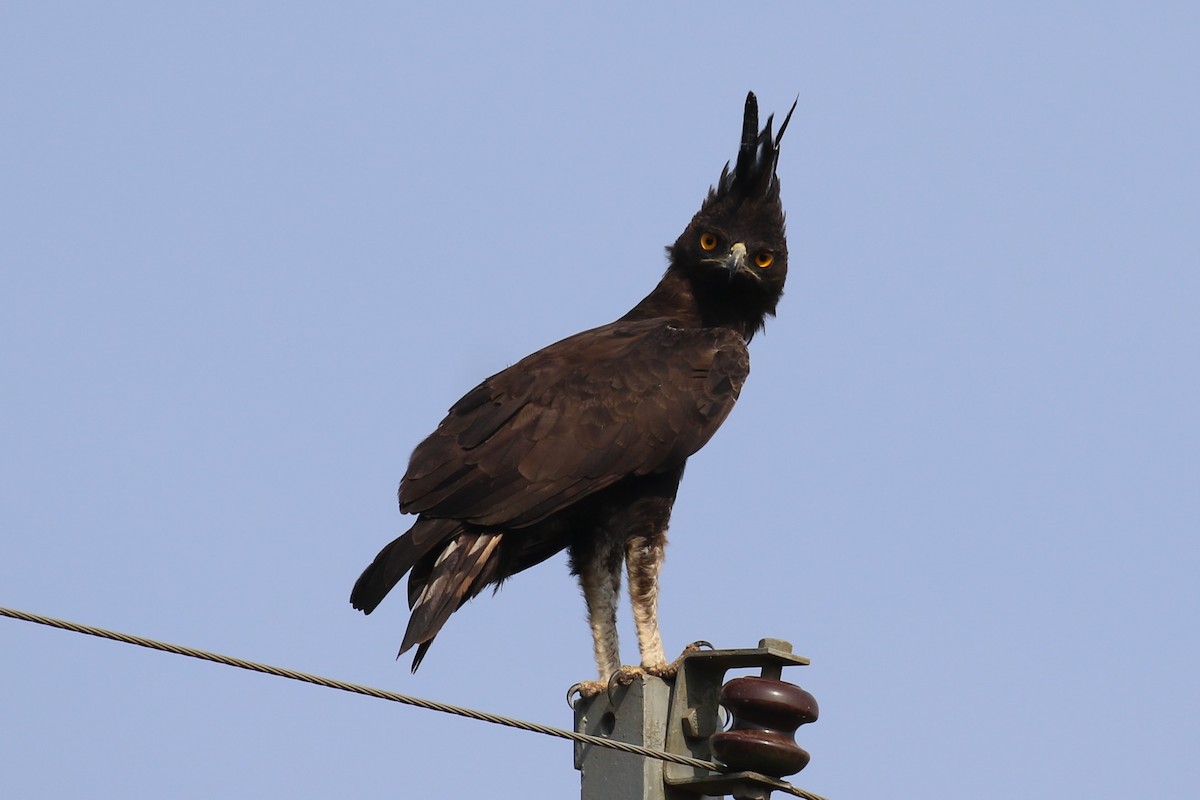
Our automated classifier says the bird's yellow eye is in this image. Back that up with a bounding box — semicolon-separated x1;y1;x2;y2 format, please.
754;251;774;269
699;232;718;251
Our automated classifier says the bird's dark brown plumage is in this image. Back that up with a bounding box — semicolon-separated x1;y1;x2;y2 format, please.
351;92;796;681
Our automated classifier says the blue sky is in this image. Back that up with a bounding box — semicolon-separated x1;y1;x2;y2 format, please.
2;3;1197;798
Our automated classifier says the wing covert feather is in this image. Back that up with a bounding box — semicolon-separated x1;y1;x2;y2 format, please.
399;319;749;528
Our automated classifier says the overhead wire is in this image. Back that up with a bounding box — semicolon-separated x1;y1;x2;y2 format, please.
1;605;827;800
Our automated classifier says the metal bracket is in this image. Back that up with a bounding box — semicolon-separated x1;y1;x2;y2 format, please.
663;638;810;799
572;638;813;800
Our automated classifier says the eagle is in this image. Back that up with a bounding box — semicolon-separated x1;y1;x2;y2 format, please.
351;92;794;694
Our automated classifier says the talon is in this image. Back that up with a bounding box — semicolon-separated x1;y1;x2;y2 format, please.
606;671;621;700
606;665;644;701
569;680;608;705
687;640;715;651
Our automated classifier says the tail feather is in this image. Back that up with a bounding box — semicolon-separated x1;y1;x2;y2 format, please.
352;517;508;672
399;532;503;670
350;517;461;614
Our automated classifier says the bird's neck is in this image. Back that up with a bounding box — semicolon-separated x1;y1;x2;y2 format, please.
621;267;768;341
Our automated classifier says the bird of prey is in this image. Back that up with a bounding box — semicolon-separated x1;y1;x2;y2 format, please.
351;92;795;693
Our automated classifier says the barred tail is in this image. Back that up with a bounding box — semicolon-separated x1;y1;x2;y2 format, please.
351;518;506;671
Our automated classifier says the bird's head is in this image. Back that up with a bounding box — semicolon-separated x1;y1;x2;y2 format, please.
668;92;796;337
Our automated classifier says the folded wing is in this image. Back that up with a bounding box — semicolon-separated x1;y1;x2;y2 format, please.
400;318;751;528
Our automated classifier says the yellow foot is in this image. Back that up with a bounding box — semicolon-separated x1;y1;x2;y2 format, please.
567;644;714;706
565;664;657;706
567;680;608;705
566;668;645;706
645;640;714;680
609;664;646;688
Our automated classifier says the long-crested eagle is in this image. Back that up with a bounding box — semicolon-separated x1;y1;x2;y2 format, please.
351;92;794;693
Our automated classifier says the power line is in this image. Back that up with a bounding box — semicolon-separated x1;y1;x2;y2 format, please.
1;605;827;800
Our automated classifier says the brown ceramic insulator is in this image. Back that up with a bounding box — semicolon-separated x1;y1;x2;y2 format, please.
709;676;818;778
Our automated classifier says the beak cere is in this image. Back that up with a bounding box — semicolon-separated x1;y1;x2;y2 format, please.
726;242;748;276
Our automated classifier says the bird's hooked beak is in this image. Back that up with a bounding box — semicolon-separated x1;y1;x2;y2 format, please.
726;242;749;278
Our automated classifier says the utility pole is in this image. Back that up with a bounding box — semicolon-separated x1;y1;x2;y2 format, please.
573;639;818;800
575;673;673;800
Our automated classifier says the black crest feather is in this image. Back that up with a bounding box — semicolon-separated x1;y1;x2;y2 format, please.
717;92;798;200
